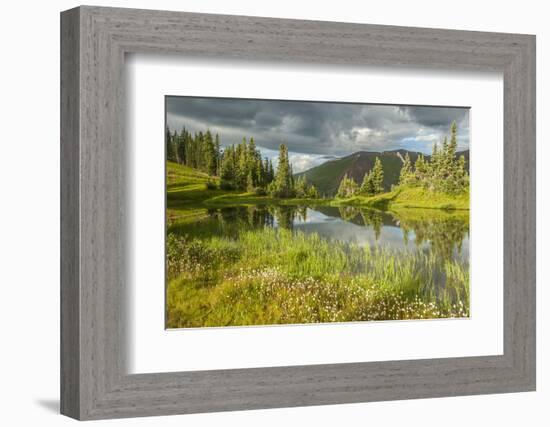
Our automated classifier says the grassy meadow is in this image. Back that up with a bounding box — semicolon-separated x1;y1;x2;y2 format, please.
166;161;470;328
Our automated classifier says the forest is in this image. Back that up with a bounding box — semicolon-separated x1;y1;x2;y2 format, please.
166;128;319;198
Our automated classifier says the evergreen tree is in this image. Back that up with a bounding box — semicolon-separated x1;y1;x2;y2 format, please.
214;133;221;175
337;174;359;198
294;175;308;198
246;171;255;192
204;130;217;176
415;154;428;184
270;144;294;198
166;127;176;162
404;122;468;194
263;158;270;186
307;185;320;199
456;154;469;189
447;121;458;161
268;159;275;183
370;157;384;194
177;129;187;165
247;137;258;185
360;171;374;195
220;146;235;184
172;130;180;163
256;157;264;187
399;152;414;186
236;141;248;190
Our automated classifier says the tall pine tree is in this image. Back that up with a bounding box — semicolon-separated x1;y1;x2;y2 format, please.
399;152;414;185
269;144;294;198
370;157;384;194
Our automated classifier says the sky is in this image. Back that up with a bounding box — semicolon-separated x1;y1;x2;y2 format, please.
166;96;470;173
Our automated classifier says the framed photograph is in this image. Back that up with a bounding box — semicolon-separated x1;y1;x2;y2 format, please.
61;6;536;420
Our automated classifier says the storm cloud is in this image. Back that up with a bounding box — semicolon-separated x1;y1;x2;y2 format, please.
166;96;469;173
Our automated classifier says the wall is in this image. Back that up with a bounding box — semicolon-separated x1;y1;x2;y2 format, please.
0;0;546;425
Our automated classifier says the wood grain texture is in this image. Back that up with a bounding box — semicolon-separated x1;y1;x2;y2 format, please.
60;7;80;419
60;6;536;420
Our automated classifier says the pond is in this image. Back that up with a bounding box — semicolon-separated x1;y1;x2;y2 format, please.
166;203;470;328
169;204;469;263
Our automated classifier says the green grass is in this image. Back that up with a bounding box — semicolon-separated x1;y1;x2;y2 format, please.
203;193;331;207
335;186;470;211
167;161;214;184
167;162;469;211
167;161;331;209
166;226;469;328
165;163;470;328
166;162;226;209
389;186;469;210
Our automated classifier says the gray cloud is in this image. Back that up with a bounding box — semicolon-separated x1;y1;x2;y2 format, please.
166;96;470;160
400;106;468;129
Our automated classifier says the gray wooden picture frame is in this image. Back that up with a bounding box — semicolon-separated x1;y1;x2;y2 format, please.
60;5;536;420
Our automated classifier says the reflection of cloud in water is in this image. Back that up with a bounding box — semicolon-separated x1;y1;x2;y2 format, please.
300;209;338;224
285;208;419;251
295;221;422;251
271;207;468;260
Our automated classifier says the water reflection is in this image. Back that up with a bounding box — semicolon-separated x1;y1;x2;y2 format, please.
174;204;469;262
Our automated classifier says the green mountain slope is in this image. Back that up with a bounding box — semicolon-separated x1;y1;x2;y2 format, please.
295;150;418;197
296;149;470;197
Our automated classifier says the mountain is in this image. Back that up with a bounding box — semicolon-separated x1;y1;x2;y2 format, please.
295;149;469;197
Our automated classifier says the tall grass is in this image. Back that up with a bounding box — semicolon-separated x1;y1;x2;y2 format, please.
166;226;469;328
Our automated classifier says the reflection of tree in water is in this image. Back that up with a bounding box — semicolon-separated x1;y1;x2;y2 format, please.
249;206;276;229
272;205;299;230
338;206;361;223
337;206;384;240
334;207;468;260
397;214;469;261
360;209;383;241
297;206;308;223
209;205;467;262
213;206;275;234
212;205;311;232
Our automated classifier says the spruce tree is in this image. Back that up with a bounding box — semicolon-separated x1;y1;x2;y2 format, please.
271;144;294;198
237;142;248;190
337;174;359;198
214;133;221;175
263;158;270;186
166;127;176;162
399;152;414;186
337;175;349;198
220;147;235;184
268;159;275;183
371;157;384;194
204;130;217;176
414;154;428;185
246;171;255;192
295;175;308;198
180;129;188;165
360;171;374;195
307;185;319;199
448;121;458;160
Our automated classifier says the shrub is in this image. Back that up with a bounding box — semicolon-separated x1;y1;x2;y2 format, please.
253;187;267;196
206;180;217;190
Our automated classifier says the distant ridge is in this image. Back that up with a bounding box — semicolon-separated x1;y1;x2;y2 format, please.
295;149;469;197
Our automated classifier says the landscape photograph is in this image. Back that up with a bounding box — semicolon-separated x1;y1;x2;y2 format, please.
165;96;470;328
